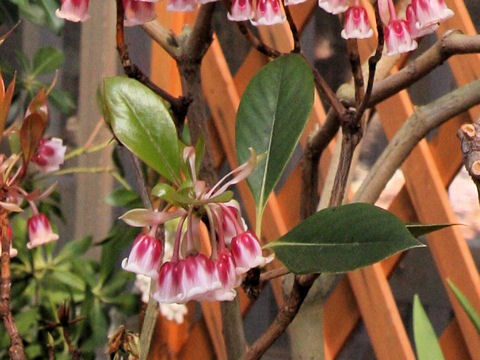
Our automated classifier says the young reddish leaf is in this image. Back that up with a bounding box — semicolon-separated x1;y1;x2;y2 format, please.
20;113;47;165
25;87;49;126
0;72;16;142
0;21;20;47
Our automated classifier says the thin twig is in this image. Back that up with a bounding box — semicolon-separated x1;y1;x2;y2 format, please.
62;326;81;360
346;39;364;108
260;267;290;282
141;20;181;60
240;273;319;360
284;6;300;53
236;22;283;58
302;54;347;118
115;0;189;127
0;211;26;360
300;113;340;219
356;0;384;121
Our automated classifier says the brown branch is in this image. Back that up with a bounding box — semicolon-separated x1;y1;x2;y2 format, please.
300;113;340;219
346;39;364;109
284;6;300;53
356;79;480;203
302;54;347;118
259;267;290;282
0;211;26;360
240;273;319;360
115;0;190;128
236;22;283;58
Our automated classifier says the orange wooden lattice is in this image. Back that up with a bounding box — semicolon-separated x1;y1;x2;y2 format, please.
147;0;480;358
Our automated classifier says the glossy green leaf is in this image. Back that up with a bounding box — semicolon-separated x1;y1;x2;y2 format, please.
151;183;192;205
103;77;180;183
413;295;445;360
406;223;455;238
447;279;480;333
32;47;64;76
235;54;314;214
265;203;424;274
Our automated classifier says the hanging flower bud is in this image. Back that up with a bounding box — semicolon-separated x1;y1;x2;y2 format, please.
318;0;349;15
4;226;17;258
167;0;197;12
205;250;238;301
411;0;454;29
122;233;162;278
384;19;418;56
31;138;66;173
227;0;254;21
26;213;59;249
406;4;438;39
251;0;286;26
123;0;157;26
55;0;90;22
341;5;373;40
231;230;273;275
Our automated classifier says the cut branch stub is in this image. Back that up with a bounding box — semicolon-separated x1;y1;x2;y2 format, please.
458;119;480;201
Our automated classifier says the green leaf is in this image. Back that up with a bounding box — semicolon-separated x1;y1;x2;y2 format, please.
48;88;76;115
266;203;424;274
32;47;64;76
103;77;180;183
447;279;480;333
235;54;314;214
151;183;192;206
406;223;455;238
54;236;93;264
413;295;445;360
104;188;141;207
51;271;86;292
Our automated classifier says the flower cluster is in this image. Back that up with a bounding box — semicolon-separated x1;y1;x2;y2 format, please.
0;136;66;255
56;0;454;43
121;147;272;304
334;0;453;55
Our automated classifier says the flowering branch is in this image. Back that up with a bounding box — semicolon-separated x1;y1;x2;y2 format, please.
236;22;283;58
115;0;190;128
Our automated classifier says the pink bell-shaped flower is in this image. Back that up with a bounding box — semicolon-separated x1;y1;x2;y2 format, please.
122;233;162;278
227;0;254;21
175;254;221;302
341;5;373;40
411;0;453;29
406;4;438;39
123;0;157;26
31;138;66;173
55;0;90;22
384;19;418;56
318;0;349;15
4;226;17;258
251;0;285;26
204;250;237;301
26;213;59;249
167;0;197;12
154;261;179;303
231;230;273;275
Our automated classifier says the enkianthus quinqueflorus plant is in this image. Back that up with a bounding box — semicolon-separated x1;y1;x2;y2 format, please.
120;144;273;303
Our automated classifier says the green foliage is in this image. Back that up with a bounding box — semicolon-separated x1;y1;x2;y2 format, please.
447;279;480;333
405;223;455;237
235;54;314;217
103;77;181;184
265;203;424;274
413;295;445;360
3;0;64;34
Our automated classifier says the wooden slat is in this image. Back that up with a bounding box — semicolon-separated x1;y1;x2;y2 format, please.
439;318;471;360
377;89;480;359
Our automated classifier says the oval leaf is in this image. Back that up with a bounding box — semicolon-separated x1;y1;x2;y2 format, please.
413;295;445;360
235;54;314;213
103;77;180;183
32;47;65;76
265;203;424;274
